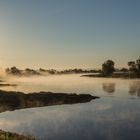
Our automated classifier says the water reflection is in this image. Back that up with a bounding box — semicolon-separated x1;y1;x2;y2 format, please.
101;81;140;98
0;98;140;140
0;76;140;139
102;83;116;95
129;81;140;97
0;75;140;99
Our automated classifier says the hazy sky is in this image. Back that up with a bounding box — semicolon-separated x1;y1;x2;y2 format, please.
0;0;140;69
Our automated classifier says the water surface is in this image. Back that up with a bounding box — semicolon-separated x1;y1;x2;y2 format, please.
1;74;140;98
0;74;140;140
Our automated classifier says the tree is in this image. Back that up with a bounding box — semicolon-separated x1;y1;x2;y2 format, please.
6;66;21;75
128;58;140;77
102;60;115;76
128;61;136;71
136;58;140;73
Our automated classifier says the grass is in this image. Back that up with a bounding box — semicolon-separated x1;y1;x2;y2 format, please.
0;130;36;140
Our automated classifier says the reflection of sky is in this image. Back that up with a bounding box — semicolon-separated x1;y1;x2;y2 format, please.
0;98;140;140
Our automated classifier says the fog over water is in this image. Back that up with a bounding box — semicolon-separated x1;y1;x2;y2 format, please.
0;74;140;98
0;74;140;140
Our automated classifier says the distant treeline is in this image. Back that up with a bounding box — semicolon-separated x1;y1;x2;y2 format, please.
4;57;140;78
101;58;140;78
5;67;101;76
83;58;140;78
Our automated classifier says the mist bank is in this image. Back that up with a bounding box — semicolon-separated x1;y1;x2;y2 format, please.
4;66;139;79
1;58;139;78
4;67;99;77
0;90;99;113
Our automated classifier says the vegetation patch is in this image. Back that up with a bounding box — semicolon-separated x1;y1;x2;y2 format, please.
0;130;35;140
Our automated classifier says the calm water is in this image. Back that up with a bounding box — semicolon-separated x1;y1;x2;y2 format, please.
0;74;140;140
1;74;140;98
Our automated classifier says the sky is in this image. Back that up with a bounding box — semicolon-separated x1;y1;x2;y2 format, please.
0;0;140;69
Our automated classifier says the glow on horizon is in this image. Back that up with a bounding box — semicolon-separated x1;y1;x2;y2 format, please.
0;0;140;69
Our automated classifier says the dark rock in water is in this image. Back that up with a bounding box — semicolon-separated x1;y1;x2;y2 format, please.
0;90;99;113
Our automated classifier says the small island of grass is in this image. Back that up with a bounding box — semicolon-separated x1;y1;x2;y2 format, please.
0;90;99;113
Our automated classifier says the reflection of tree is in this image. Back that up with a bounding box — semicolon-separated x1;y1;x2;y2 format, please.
102;83;116;95
129;81;140;97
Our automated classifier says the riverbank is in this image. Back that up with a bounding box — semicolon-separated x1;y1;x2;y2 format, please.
0;90;99;139
0;90;99;113
81;72;140;79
